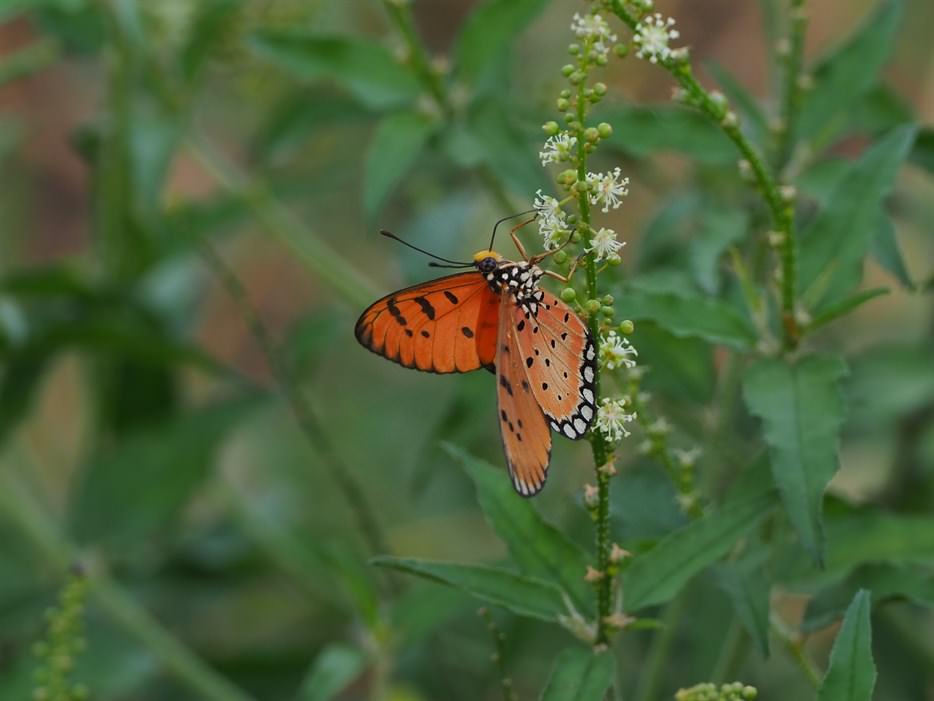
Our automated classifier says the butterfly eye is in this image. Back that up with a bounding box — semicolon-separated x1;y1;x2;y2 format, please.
478;257;497;273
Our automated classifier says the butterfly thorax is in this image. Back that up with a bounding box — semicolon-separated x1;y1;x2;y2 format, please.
483;261;546;318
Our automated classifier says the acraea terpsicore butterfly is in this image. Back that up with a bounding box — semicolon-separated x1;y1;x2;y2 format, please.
354;223;597;496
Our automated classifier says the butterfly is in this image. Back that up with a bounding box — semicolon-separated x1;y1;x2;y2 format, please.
354;217;596;496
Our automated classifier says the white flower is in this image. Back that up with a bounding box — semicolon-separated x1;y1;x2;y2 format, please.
586;167;630;213
533;190;569;250
539;131;577;166
599;331;638;370
634;13;680;64
595;397;637;442
587;227;625;262
571;13;618;60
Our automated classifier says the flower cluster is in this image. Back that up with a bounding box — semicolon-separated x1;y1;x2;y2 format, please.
586;167;630;213
634;13;680;64
594;397;637;442
587;227;624;262
539;131;577;166
599;331;638;370
571;12;618;61
533;190;569;250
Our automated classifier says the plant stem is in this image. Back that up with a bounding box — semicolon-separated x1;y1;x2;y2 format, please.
770;612;821;689
198;243;394;565
478;608;519;701
710;617;748;684
776;0;808;169
632;592;687;701
605;0;799;350
0;461;256;701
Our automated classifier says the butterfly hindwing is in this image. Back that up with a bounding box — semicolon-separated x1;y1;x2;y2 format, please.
495;294;551;496
355;272;500;373
512;289;596;440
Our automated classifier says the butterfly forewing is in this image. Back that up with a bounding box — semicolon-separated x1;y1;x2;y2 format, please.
512;290;597;440
495;294;551;496
355;272;499;373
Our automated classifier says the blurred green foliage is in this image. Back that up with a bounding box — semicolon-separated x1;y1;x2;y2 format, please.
0;0;933;700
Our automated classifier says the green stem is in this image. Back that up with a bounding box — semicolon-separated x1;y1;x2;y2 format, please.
198;244;394;566
770;613;821;689
710;617;748;684
0;462;255;701
606;0;799;350
632;593;687;701
776;0;808;169
478;608;519;701
186;135;377;310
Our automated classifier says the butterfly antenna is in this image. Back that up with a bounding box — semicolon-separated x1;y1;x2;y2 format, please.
489;209;538;251
379;230;471;266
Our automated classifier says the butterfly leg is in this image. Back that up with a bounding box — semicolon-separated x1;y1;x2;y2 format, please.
508;216;539;262
540;251;587;283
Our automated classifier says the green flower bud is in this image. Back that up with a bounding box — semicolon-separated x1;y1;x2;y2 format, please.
553;250;568;264
593;82;608;97
558;168;577;184
561;64;575;77
568;43;580;56
602;294;614;305
614;43;629;58
597;122;613;138
607;253;622;266
559;88;571;99
595;53;608;66
601;305;615;317
560;287;577;302
585;299;601;314
584;127;600;143
571;231;582;244
569;70;585;85
619;320;635;334
542;120;559;135
557;97;570;111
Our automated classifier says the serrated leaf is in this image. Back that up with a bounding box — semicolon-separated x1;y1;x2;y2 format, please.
455;0;548;87
364;111;436;217
602;106;736;164
805;288;889;333
743;355;848;563
371;557;565;621
249;31;420;109
798;1;902;145
615;287;757;350
848;343;934;424
69;396;260;548
871;215;913;289
819;590;876;701
299;644;366;701
798;125;917;310
540;647;615;701
448;445;593;614
622;491;777;612
804;564;934;632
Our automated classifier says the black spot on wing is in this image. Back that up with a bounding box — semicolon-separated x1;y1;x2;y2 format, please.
499;374;513;396
444;290;459;304
413;296;436;320
461;326;474;338
387;298;407;326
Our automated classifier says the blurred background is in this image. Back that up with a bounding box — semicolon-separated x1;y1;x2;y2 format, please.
1;0;933;699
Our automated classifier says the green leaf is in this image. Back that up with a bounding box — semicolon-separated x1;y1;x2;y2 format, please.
249;31;420;109
804;564;934;632
69;396;260;548
455;0;548;87
602;106;736;164
465;99;547;194
622;490;777;612
364;111;436;217
299;644;366;701
180;0;242;84
688;208;748;294
805;288;889;333
371;557;566;622
540;647;615;701
742;354;848;562
910;126;934;174
615;287;757;350
715;554;771;657
448;445;593;614
819;590;876;701
798;1;902;144
626;323;714;404
798;125;917;309
847;342;934;424
871;215;913;289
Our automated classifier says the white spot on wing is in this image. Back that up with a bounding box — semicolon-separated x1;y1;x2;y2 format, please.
563;424;576;439
581;405;593;421
583;388;594;403
584;366;594;382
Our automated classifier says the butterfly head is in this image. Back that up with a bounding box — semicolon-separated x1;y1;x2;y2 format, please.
472;249;503;274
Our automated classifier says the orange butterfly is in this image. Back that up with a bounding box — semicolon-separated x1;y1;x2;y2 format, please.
355;218;596;496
